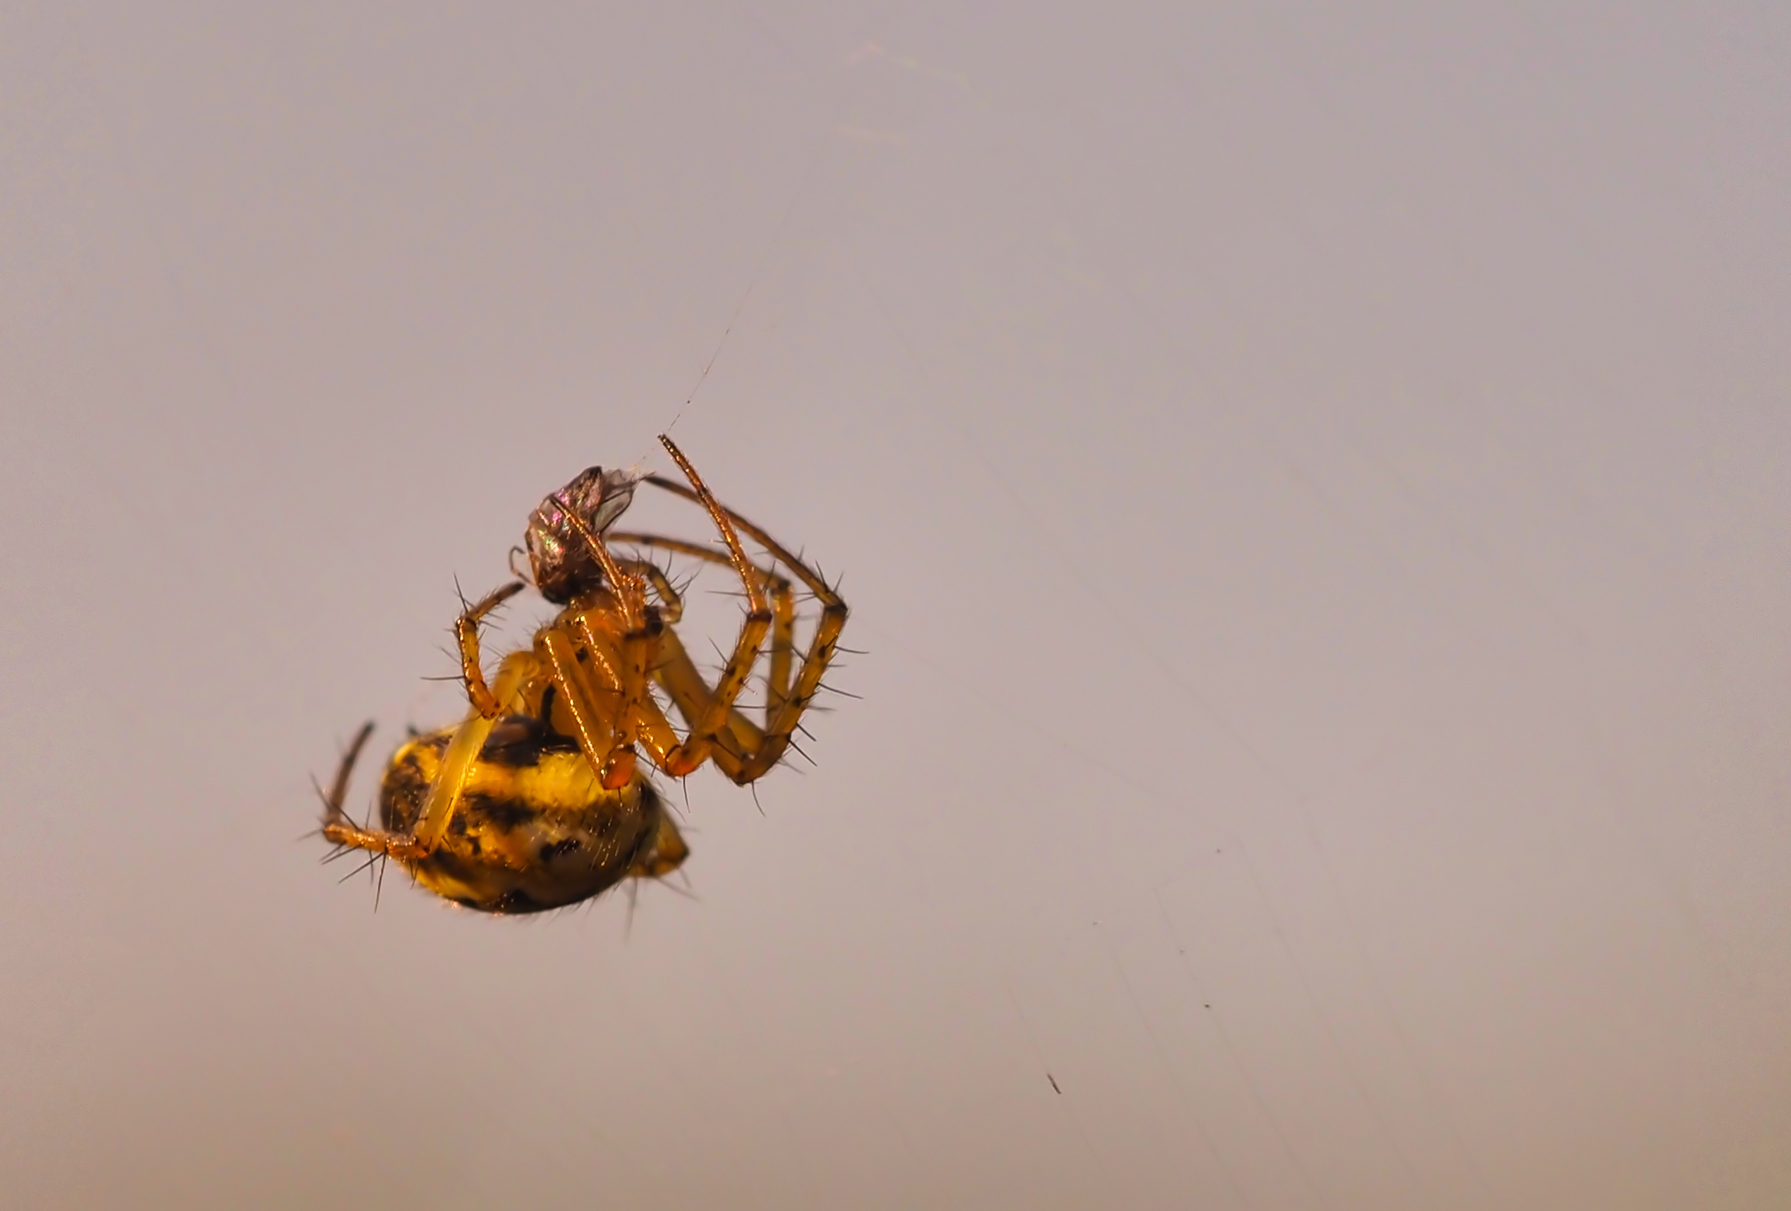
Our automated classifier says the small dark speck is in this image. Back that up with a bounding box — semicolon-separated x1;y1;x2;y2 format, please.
1204;1004;1211;1009
1047;1073;1062;1095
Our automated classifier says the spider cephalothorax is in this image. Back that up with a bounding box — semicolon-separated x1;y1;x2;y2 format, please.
318;434;848;914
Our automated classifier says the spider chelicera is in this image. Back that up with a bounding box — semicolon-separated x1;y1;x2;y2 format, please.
318;434;849;914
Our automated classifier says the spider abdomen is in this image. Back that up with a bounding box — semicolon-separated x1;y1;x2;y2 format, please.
377;725;684;914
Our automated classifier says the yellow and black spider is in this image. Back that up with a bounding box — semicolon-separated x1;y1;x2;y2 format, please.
318;435;848;913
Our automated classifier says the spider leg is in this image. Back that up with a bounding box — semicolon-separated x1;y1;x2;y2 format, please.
609;533;797;724
631;648;754;782
638;440;848;784
615;556;687;624
537;618;640;790
408;585;534;848
324;649;546;861
318;720;376;830
589;624;748;789
317;720;430;860
621;437;773;779
454;581;526;718
548;512;658;791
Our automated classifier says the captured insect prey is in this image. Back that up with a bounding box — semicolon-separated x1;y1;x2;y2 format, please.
317;434;849;914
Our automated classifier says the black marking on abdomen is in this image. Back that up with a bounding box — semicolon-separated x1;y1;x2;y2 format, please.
540;837;582;862
480;710;582;767
464;792;541;832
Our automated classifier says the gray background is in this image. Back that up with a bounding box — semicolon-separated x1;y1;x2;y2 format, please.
4;3;1790;1208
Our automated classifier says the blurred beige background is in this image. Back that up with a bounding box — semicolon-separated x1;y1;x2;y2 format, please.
4;2;1790;1208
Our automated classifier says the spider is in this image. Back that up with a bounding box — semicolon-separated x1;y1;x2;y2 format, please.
318;434;848;914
